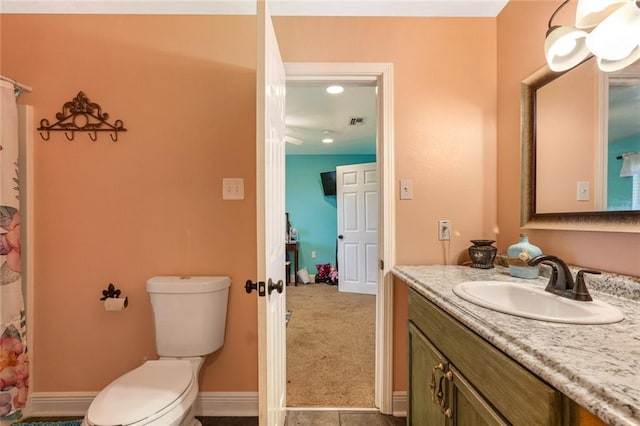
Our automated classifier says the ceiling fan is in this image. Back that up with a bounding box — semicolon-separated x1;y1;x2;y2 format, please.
284;135;304;145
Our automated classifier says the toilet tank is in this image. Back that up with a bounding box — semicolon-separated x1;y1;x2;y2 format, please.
147;276;231;357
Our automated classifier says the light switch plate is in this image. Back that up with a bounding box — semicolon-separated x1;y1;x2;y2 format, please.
223;178;244;200
400;179;413;200
577;181;590;201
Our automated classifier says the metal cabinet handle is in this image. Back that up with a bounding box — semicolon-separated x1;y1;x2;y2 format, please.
431;363;454;419
430;363;445;403
438;368;454;418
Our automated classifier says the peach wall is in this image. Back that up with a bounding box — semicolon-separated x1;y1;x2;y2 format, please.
273;16;498;392
275;17;498;266
0;13;498;398
537;61;599;213
2;13;499;398
497;1;640;277
1;15;259;392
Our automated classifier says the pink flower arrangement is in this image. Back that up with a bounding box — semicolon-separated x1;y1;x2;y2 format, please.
329;266;338;283
316;263;339;284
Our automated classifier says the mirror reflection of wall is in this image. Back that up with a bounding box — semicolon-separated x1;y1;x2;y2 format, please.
536;60;599;214
606;71;640;211
535;60;640;214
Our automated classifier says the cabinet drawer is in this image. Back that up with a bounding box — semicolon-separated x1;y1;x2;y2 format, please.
409;288;563;425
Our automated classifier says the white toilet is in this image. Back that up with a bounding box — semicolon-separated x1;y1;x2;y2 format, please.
82;276;231;426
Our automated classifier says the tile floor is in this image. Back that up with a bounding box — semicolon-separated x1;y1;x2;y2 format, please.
198;411;405;425
285;410;406;426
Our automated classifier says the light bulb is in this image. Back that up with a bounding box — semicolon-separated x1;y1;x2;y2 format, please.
586;1;640;61
544;26;590;71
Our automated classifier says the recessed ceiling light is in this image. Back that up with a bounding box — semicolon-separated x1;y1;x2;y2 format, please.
326;85;344;94
322;138;334;144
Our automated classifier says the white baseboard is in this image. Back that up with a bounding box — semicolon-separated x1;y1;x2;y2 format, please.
26;392;96;417
26;391;400;419
26;391;259;418
392;391;407;418
195;392;258;417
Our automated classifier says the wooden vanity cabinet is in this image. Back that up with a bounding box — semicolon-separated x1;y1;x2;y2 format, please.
409;323;508;425
408;288;566;425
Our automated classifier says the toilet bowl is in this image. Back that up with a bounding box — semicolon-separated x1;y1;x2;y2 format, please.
82;276;230;426
82;358;201;426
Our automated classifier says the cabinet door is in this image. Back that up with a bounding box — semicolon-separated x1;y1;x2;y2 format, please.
409;288;562;425
448;364;509;426
408;322;447;426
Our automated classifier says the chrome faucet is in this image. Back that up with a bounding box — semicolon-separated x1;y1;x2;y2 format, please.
528;254;601;302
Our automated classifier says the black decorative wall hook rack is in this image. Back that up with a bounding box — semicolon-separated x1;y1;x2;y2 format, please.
38;91;127;142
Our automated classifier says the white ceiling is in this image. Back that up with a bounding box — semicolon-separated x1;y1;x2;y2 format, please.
286;84;377;155
608;63;640;144
609;83;640;143
0;0;510;17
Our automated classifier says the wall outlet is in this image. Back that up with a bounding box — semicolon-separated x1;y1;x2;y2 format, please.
222;178;244;200
438;220;451;241
311;250;317;259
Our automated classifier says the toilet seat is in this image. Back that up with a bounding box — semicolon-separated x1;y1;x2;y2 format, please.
86;360;194;426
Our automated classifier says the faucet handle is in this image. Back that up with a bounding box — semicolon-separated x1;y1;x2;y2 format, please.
572;269;601;302
540;261;559;293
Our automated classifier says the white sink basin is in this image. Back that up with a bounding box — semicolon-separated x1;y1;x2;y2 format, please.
452;281;624;324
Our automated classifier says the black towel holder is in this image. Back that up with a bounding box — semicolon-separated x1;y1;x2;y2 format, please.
38;91;127;142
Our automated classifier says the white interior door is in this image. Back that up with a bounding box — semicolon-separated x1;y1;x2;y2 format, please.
257;0;287;424
337;162;378;295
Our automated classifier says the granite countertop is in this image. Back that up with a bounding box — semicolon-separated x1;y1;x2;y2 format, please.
392;265;640;426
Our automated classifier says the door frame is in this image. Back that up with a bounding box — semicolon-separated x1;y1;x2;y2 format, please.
285;62;395;414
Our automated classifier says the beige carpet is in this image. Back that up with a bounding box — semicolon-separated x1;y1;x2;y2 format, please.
286;283;376;407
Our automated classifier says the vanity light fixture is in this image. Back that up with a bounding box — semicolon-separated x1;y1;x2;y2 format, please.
545;0;640;72
326;85;344;94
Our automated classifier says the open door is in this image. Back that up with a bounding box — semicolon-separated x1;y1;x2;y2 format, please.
256;0;287;424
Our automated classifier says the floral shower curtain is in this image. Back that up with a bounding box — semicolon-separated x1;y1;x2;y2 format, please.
0;81;28;419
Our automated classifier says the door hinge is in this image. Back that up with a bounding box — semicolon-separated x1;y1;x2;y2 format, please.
380;259;384;270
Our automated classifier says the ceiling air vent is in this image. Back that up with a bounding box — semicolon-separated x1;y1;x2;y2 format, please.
349;117;365;126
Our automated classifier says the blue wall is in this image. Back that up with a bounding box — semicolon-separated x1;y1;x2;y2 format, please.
286;154;376;275
607;137;640;211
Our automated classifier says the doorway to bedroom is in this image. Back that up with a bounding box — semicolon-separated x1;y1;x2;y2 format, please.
284;81;378;408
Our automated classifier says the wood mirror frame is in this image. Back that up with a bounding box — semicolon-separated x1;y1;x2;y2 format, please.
520;64;640;233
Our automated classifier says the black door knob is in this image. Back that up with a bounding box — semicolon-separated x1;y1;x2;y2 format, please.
245;280;266;296
245;280;257;294
338;234;344;239
268;278;284;295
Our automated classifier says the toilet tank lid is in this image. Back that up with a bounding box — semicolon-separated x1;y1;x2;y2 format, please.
147;276;231;293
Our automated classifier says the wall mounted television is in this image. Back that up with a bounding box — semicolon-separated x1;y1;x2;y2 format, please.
320;171;337;196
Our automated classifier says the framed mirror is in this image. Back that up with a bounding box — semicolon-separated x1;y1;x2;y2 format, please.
521;59;640;233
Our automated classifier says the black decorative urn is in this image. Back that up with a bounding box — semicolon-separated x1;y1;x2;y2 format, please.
468;240;497;269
